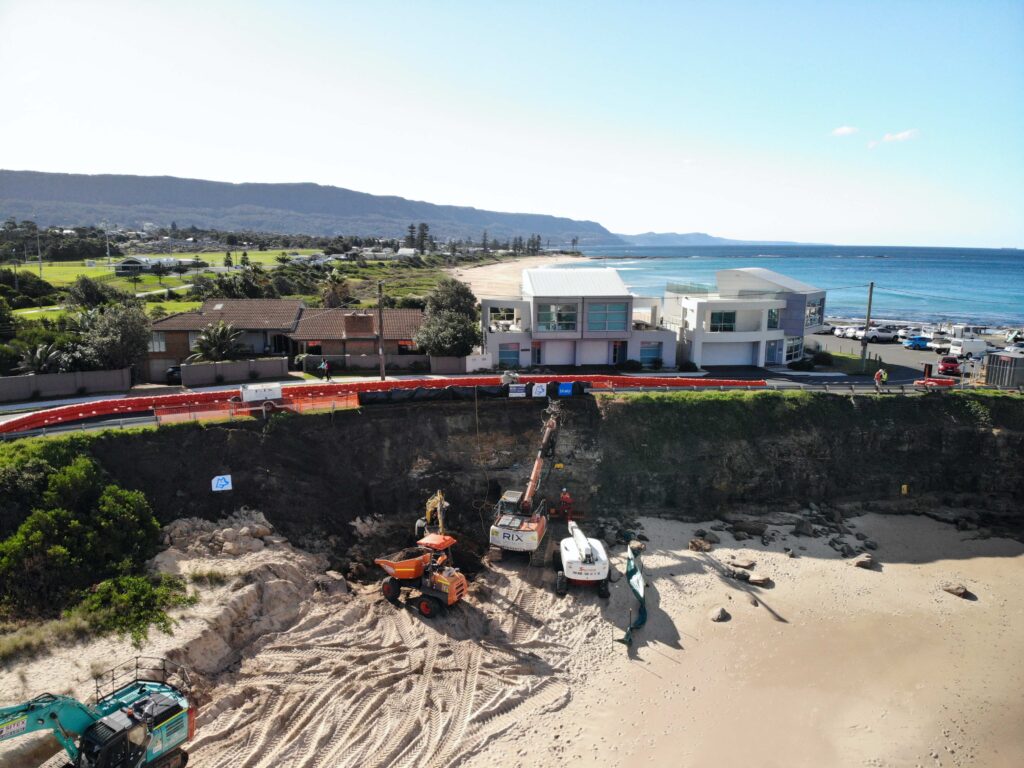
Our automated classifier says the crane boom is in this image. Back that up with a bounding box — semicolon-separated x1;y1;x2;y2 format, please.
0;693;99;762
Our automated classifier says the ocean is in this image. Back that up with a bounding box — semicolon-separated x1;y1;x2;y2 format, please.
571;245;1024;327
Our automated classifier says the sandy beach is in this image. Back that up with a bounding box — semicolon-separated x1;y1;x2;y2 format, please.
448;254;590;297
3;510;1022;768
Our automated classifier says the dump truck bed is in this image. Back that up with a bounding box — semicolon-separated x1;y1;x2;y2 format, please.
374;547;431;579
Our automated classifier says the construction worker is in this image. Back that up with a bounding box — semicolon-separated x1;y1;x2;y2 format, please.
874;366;888;391
558;487;573;518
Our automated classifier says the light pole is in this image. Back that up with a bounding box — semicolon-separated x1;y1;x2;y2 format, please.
376;280;386;382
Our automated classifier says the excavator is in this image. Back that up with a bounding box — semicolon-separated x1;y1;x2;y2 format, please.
488;413;559;557
375;490;469;618
0;657;195;768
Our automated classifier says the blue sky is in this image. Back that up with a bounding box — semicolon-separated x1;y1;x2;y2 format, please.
1;0;1022;246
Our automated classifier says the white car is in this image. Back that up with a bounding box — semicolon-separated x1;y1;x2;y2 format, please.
833;325;852;337
815;322;835;335
898;326;923;339
843;326;864;339
856;326;898;342
927;336;952;352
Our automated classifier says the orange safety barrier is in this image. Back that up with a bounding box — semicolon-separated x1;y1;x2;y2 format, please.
0;375;765;434
914;377;957;388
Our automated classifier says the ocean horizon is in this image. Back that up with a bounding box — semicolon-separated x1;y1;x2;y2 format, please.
572;244;1024;327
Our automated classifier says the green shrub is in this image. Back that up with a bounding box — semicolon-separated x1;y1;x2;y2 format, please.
812;351;834;366
650;357;664;371
71;575;196;647
787;357;815;371
616;359;643;372
42;456;105;514
677;360;699;372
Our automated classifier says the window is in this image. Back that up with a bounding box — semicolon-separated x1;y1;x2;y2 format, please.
498;343;520;368
709;311;736;332
785;337;804;362
148;332;166;353
536;303;578;331
531;341;542;365
187;331;200;350
767;308;780;329
397;340;417;355
587;302;628;331
640;341;662;367
805;297;825;327
489;306;517;330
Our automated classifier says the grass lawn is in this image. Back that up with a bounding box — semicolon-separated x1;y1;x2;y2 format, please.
146;300;201;316
820;351;885;375
13;305;68;320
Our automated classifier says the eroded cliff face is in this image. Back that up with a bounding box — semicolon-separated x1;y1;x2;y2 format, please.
82;393;1024;553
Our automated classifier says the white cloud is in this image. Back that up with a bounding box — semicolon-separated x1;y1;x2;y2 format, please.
868;140;879;149
831;125;858;136
882;128;920;142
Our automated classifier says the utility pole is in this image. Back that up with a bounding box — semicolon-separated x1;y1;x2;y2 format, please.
36;232;42;277
860;281;874;373
376;280;386;382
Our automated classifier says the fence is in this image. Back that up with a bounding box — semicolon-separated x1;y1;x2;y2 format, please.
155;392;360;425
0;368;132;403
300;354;429;373
180;357;289;387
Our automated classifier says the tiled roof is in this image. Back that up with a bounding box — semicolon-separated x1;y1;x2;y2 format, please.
287;308;425;341
152;299;305;332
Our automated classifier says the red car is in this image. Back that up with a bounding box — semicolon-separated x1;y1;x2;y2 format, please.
938;356;961;376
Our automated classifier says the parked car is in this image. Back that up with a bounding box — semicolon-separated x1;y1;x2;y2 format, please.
856;326;898;342
1004;341;1024;352
843;326;864;339
165;365;182;385
833;325;852;337
938;356;961;376
903;336;930;351
927;336;952;352
948;338;990;359
898;326;923;339
815;322;835;335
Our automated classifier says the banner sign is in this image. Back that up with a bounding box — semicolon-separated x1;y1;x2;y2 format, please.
616;544;648;645
532;383;547;398
558;382;574;396
211;474;233;492
508;384;527;398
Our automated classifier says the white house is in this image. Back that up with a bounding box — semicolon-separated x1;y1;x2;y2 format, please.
480;268;677;368
663;267;826;367
113;255;182;275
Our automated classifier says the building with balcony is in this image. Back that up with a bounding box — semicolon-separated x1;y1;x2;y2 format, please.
480;268;676;368
663;268;826;367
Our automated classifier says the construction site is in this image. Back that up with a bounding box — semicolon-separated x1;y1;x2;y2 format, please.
2;389;1024;767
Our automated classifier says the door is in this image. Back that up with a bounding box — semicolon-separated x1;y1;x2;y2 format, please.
532;341;542;365
611;341;627;365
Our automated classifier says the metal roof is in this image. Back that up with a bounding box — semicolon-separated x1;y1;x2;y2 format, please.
718;267;822;294
522;268;630;297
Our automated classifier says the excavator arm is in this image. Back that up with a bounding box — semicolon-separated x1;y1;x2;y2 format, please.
0;693;99;763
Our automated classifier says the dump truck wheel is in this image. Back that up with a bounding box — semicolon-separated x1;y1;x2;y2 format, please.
555;571;568;597
597;578;610;598
417;596;440;618
381;577;401;602
552;551;562;573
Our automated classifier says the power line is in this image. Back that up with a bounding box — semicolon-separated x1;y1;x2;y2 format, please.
875;285;1024;307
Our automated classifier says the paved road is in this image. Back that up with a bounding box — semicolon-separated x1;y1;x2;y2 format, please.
805;332;952;382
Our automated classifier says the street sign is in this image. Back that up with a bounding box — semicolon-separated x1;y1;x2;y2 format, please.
211;474;233;492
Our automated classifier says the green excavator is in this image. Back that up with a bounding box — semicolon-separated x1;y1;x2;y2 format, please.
0;657;195;768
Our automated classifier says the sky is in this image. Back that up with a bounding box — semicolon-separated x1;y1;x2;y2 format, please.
1;0;1022;247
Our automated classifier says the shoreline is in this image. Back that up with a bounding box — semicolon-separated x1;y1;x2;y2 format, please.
447;253;591;297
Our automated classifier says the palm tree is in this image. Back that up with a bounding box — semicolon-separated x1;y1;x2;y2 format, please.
320;269;351;308
186;321;247;362
275;254;292;266
16;343;61;374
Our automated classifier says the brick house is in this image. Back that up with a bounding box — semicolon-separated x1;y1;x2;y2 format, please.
147;299;424;381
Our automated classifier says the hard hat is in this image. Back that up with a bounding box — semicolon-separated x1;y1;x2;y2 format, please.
562;488;567;493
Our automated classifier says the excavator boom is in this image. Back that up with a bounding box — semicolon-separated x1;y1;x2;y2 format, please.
522;416;558;507
0;693;99;762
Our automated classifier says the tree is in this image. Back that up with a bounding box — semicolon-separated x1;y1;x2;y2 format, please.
223;253;233;267
171;263;190;278
240;252;250;267
425;277;478;318
151;263;168;286
0;297;13;342
571;236;579;252
405;224;416;248
16;343;61;374
416;222;429;254
186;321;246;362
275;254;291;266
84;305;151;370
481;230;489;253
413;311;481;357
320;270;351;308
66;275;114;308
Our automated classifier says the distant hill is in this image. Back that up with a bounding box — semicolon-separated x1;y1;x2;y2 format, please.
616;231;809;246
0;170;621;245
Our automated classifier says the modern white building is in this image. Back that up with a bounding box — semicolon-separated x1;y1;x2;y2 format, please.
663;268;826;367
480;268;677;368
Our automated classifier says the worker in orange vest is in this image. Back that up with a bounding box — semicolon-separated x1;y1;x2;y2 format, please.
558;488;573;518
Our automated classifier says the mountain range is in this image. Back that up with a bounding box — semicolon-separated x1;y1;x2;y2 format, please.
0;170;802;247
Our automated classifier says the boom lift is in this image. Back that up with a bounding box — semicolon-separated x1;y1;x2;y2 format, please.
554;520;610;598
375;490;469;618
488;414;559;555
0;657;195;768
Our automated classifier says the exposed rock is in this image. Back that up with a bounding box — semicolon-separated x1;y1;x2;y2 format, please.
252;524;273;538
747;574;773;586
316;570;349;596
725;567;750;582
840;543;856;558
730;558;756;570
864;540;878;551
709;606;730;622
732;531;750;542
749;596;759;607
792;519;816;537
731;521;768;536
855;532;868;541
942;582;972;598
688;537;713;553
220;528;238;542
636;532;650;542
704;531;721;544
850;553;875;569
694;528;708;538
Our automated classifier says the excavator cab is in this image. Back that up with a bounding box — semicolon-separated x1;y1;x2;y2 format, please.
78;716;149;768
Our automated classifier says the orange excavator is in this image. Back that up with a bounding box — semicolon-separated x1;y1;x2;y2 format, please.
488;414;559;555
374;491;468;618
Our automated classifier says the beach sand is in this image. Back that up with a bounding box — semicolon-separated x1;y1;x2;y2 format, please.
447;254;589;297
3;513;1021;768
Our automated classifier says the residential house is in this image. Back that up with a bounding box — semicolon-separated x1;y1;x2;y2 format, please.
480;268;677;368
113;255;181;275
663;268;826;367
147;299;425;381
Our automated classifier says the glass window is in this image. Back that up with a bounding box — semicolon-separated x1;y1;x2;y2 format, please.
640;341;662;367
767;309;780;329
498;343;520;368
805;297;824;327
785;337;804;362
187;331;200;350
536;303;578;331
148;332;166;353
587;302;628;331
709;311;736;332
